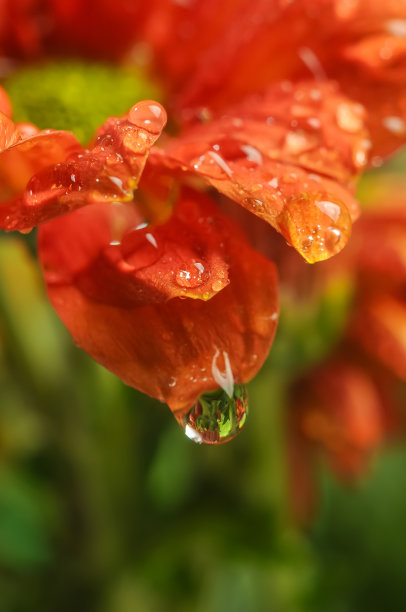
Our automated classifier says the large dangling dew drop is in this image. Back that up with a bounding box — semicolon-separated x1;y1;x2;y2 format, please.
179;385;249;445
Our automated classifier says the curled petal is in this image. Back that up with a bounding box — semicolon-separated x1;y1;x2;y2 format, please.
39;189;232;306
38;189;279;413
0;101;167;231
0;122;80;193
162;82;366;262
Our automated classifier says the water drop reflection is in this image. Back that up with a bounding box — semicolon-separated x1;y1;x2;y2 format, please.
180;385;248;445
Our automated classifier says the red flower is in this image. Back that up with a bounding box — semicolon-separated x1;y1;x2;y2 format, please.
288;174;406;517
0;1;405;439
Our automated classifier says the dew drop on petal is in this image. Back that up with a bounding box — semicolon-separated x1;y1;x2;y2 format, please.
179;385;248;445
336;102;364;133
284;130;319;154
175;264;207;288
382;116;406;135
128;100;167;135
385;19;406;38
281;193;352;263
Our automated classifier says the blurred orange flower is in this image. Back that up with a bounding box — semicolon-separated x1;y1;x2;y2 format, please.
289;175;406;517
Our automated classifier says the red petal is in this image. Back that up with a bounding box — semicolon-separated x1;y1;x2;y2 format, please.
351;295;406;380
161;82;366;263
0;0;44;58
355;208;406;286
142;0;406;159
47;0;147;59
293;361;389;478
39;188;232;305
38;189;279;413
0;101;166;231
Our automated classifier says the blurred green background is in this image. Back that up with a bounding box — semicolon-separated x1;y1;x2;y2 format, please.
0;160;405;612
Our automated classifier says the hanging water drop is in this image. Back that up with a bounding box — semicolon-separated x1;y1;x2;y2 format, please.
129;100;167;135
179;385;249;445
281;192;352;263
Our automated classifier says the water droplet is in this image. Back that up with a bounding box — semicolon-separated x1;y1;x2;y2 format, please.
382;116;406;135
128;100;167;135
145;232;158;248
284;130;319;154
385;19;406;38
207;151;233;177
211;278;228;293
336;102;364;133
325;227;342;250
240;144;263;164
194;262;205;274
191;139;261;180
180;385;248;445
281;193;351;263
175;264;207;288
168;377;177;388
298;46;326;80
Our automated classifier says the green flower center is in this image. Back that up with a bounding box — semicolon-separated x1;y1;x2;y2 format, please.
4;60;163;145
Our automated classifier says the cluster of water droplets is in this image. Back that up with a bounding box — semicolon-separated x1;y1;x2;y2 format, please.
179;384;249;445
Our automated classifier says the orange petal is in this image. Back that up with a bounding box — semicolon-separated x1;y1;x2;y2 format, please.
293;361;389;479
142;0;406;160
0;101;167;231
39;188;233;305
351;295;406;379
354;208;406;286
161;82;366;263
38;188;279;413
0;87;11;118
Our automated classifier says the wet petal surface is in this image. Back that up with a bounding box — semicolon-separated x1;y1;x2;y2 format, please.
0;101;166;231
161;82;366;262
38;188;279;413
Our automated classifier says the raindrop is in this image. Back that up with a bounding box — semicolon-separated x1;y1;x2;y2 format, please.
284;130;318;154
385;19;406;38
336;102;364;133
180;385;248;445
129;100;167;135
145;232;158;248
282;193;351;262
175;264;206;288
382;116;406;135
240;144;263;164
298;46;326;81
207;151;233;177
